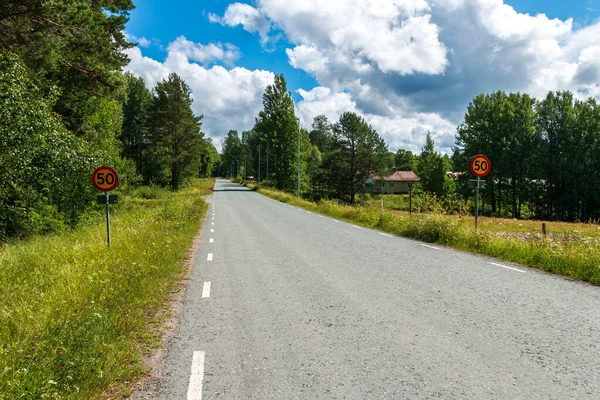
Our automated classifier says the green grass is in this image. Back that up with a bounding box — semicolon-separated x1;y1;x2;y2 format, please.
250;184;600;285
0;178;214;399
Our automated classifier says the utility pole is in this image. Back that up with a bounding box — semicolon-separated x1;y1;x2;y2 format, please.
297;117;301;197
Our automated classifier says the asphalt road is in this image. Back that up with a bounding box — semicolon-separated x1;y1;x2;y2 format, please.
155;178;600;399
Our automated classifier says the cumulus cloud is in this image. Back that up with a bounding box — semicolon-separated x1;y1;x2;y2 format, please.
167;36;241;66
234;0;600;154
133;1;600;155
296;86;456;154
124;33;152;47
124;43;274;150
209;3;271;42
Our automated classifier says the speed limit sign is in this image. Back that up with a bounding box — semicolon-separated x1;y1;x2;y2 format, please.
92;166;119;192
469;155;491;177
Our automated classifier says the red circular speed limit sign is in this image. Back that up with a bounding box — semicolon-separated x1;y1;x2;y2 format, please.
92;166;119;192
469;154;491;177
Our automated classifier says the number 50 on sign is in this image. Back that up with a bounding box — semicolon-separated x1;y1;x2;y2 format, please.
92;166;119;192
469;154;491;178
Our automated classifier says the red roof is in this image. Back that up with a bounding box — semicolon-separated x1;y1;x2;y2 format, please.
372;171;420;182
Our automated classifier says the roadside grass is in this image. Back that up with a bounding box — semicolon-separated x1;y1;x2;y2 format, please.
0;178;214;399
365;194;600;237
248;183;600;285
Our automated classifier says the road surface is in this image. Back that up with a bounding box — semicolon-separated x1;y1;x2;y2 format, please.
154;179;600;399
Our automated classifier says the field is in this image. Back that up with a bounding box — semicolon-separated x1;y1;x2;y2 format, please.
0;179;214;399
247;184;600;285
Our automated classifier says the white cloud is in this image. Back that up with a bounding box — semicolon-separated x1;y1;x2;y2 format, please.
252;0;600;154
124;33;152;47
132;1;600;155
124;44;274;151
296;86;456;154
167;36;240;66
210;3;271;42
286;45;328;75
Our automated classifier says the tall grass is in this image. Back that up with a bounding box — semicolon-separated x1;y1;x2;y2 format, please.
0;178;214;399
254;186;600;285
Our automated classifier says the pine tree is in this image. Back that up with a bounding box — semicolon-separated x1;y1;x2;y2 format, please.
254;74;298;190
330;112;388;203
147;73;204;190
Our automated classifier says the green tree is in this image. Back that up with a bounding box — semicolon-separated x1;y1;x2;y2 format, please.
198;138;220;178
121;73;152;176
0;51;100;240
309;115;333;153
395;149;416;171
147;73;204;190
254;74;298;190
417;133;448;197
329;112;388;203
0;0;135;134
221;130;242;177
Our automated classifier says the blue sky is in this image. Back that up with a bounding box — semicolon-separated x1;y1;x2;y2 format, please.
124;0;600;153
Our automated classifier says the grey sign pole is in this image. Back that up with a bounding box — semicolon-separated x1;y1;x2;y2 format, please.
475;176;480;227
297;125;301;197
408;182;413;215
105;191;111;247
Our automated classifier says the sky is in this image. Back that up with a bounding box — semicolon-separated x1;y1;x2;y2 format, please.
123;0;600;154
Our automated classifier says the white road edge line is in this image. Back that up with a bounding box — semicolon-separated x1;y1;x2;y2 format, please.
352;225;362;229
489;262;526;274
320;215;325;218
379;233;392;237
187;351;205;400
211;222;214;225
209;238;214;243
202;282;211;298
420;244;441;250
207;253;213;261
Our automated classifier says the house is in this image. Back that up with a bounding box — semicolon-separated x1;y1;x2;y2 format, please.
366;171;420;194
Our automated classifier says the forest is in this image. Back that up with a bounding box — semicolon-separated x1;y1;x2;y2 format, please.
0;1;218;241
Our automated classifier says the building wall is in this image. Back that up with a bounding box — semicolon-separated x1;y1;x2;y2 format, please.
376;181;412;194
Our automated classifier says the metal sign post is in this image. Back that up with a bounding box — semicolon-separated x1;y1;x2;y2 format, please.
408;182;413;215
475;177;480;227
468;155;491;228
92;166;119;247
105;192;111;247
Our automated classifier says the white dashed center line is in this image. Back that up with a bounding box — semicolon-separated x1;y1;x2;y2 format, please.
210;229;214;233
202;282;211;298
207;253;213;261
187;351;205;400
420;244;441;250
489;262;526;273
209;238;214;243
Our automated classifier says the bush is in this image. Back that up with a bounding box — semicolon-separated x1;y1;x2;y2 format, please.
0;51;103;241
